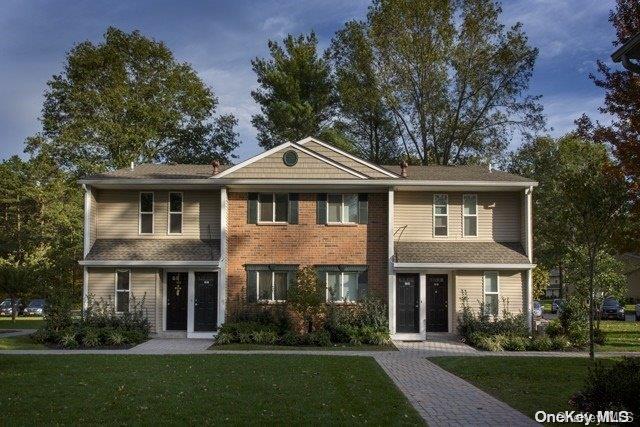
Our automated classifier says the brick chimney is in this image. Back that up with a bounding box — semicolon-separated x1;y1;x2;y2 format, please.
400;160;408;178
211;160;220;176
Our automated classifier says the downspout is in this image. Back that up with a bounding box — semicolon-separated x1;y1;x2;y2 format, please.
82;184;91;312
525;186;534;332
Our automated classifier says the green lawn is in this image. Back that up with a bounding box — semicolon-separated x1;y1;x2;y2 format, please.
0;335;45;350
430;357;616;420
0;355;423;425
210;343;398;351
0;316;43;329
598;320;640;351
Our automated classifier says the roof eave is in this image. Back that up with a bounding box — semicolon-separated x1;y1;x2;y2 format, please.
394;262;535;270
79;260;220;267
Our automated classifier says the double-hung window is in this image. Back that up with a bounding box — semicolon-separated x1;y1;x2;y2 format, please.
139;192;154;234
433;194;448;236
326;271;361;302
258;193;288;223
327;194;358;224
463;194;478;237
484;271;499;316
168;192;183;234
257;270;292;302
115;269;130;313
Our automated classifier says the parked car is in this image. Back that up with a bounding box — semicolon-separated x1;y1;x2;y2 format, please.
23;299;45;316
599;297;625;321
0;299;24;317
533;301;543;318
551;299;564;314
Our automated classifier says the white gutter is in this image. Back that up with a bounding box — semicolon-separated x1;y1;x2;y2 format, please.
394;262;535;270
79;260;220;267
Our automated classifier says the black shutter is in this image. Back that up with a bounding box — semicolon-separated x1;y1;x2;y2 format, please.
357;269;368;300
288;193;299;224
358;193;368;224
316;193;327;224
247;193;258;224
246;269;257;303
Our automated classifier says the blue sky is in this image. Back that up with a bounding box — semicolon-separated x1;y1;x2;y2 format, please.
0;0;618;162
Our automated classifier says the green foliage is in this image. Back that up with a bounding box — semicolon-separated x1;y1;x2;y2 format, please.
279;331;303;346
475;335;504;352
329;21;400;163
81;329;101;348
106;330;125;346
545;319;563;338
550;336;571;350
366;0;543;165
457;291;528;342
251;32;334;149
527;336;553;351
324;297;390;345
287;267;326;333
571;358;640;415
26;27;238;174
558;296;589;347
532;266;549;300
502;336;528;351
59;331;78;349
566;250;627;308
305;330;332;347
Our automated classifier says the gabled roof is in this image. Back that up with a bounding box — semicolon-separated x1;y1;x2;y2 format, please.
83;239;220;262
383;165;532;182
84;164;230;180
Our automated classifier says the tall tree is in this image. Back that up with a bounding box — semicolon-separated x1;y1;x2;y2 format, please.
26;27;239;175
368;0;544;165
330;21;400;164
575;0;640;251
251;32;334;149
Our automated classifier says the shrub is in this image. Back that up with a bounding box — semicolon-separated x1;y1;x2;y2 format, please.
571;358;640;415
324;297;390;346
305;330;331;347
82;329;101;348
214;332;233;345
251;330;278;345
30;328;51;344
59;331;78;349
279;331;302;346
502;335;527;351
558;296;589;346
550;336;571;350
527;336;552;351
288;267;326;333
107;330;125;346
457;291;528;344
476;335;504;351
545;319;563;337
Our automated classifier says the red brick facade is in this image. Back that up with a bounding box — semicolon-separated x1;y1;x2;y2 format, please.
226;192;388;308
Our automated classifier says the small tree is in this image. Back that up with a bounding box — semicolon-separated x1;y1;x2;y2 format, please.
532;266;549;300
287;267;325;333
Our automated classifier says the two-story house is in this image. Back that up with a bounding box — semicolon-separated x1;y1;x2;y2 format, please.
79;137;536;340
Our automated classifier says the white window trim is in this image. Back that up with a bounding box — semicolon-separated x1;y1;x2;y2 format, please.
483;271;500;316
257;192;288;224
139;191;154;235
327;194;358;224
115;269;131;314
168;191;184;235
462;194;478;237
433;194;449;237
326;271;360;303
256;270;291;303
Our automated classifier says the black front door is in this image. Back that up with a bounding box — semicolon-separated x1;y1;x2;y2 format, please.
194;272;218;332
166;272;188;330
426;275;448;332
396;274;419;333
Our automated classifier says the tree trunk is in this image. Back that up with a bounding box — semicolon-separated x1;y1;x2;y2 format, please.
588;254;595;360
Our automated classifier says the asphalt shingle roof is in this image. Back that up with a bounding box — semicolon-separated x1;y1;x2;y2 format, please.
394;241;529;264
85;239;221;261
383;165;532;182
84;164;230;180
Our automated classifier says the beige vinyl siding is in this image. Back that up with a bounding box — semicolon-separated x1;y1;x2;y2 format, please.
96;189;220;239
452;270;525;330
394;191;521;242
520;191;526;245
86;267;158;330
303;141;390;178
223;147;361;179
89;189;97;246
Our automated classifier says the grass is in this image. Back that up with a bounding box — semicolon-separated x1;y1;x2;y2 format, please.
0;316;43;330
0;355;423;425
0;335;45;350
540;298;553;313
598;320;640;352
210;342;397;351
430;356;617;420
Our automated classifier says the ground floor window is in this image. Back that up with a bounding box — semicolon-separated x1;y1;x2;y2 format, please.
256;270;294;302
483;271;499;316
325;269;366;302
115;269;130;313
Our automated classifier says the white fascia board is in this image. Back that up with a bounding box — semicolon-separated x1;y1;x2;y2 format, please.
212;141;368;179
79;260;220;267
296;136;400;178
394;262;535;270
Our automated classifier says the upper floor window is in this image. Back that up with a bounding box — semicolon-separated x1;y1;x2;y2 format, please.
484;271;499;316
463;194;478;237
168;192;183;234
433;194;448;236
328;194;358;224
258;193;288;223
115;269;130;313
139;192;154;234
